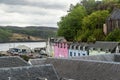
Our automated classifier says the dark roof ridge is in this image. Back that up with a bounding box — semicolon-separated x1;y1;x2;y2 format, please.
29;58;47;61
0;64;53;71
47;57;120;65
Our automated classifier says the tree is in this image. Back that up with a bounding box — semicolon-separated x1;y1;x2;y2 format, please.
77;10;109;42
57;4;87;41
105;29;120;41
97;0;120;12
81;0;101;14
82;10;109;30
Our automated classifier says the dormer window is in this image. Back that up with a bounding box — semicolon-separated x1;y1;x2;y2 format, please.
58;43;59;48
72;45;74;49
106;49;109;53
64;43;66;48
80;46;83;50
76;46;79;50
61;43;62;48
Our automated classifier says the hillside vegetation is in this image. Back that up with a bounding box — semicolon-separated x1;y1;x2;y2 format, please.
9;33;44;42
0;26;57;42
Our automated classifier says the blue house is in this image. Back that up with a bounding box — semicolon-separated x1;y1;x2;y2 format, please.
68;43;89;57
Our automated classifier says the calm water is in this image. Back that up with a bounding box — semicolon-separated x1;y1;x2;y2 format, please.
0;42;46;51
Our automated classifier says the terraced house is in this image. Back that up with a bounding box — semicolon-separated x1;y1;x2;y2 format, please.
89;41;120;55
68;43;89;57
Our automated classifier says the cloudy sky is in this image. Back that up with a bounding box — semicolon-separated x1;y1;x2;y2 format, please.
0;0;79;27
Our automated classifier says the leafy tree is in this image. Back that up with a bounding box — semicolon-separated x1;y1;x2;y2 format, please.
92;29;105;40
105;29;120;41
82;10;109;30
77;10;108;42
81;0;98;14
77;29;92;42
97;0;120;12
57;4;87;41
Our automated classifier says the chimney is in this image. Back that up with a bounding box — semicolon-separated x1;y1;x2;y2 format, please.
103;24;107;35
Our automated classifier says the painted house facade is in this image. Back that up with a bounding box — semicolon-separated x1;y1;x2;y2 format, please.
54;37;68;58
68;43;89;57
46;37;120;58
89;41;120;55
46;37;55;57
54;42;68;58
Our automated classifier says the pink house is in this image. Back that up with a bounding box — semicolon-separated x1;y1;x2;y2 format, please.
54;37;68;58
54;42;68;58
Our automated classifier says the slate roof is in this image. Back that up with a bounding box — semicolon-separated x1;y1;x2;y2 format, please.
54;37;67;43
29;54;120;80
107;8;120;20
89;41;119;51
28;58;47;65
45;57;120;80
0;56;30;68
0;64;59;80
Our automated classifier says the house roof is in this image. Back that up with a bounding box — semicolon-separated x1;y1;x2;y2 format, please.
45;56;120;80
54;37;67;43
107;8;120;20
0;56;30;68
28;58;47;65
29;54;120;80
16;45;31;50
89;41;119;51
0;64;59;80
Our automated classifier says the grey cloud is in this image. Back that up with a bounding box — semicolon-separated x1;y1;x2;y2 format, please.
0;0;78;27
0;0;26;5
0;0;66;10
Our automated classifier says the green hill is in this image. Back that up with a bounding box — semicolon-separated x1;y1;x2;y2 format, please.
0;26;58;42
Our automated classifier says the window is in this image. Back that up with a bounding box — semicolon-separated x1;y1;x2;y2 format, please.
80;47;83;50
22;49;26;53
106;49;109;53
74;52;76;56
72;45;74;49
58;43;59;48
83;54;85;56
78;53;80;56
64;43;66;48
76;46;79;50
70;52;72;56
60;43;62;48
